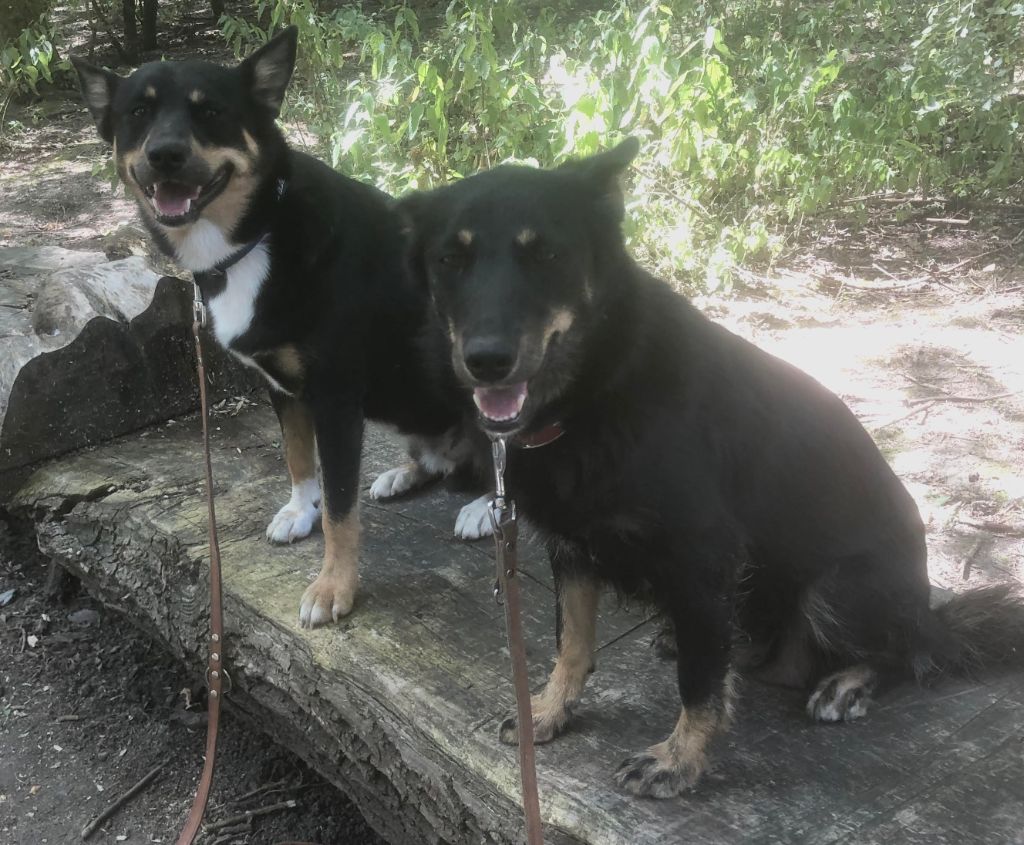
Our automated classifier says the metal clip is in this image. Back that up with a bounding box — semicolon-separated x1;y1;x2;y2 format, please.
192;281;207;329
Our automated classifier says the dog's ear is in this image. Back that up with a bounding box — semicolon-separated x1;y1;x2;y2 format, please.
561;137;639;219
72;59;121;144
240;26;298;118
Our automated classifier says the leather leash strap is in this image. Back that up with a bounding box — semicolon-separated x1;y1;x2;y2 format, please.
488;438;544;845
175;290;227;845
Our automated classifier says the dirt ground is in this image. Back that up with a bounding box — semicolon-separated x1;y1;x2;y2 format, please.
2;19;1023;845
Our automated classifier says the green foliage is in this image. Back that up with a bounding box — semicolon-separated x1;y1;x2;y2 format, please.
1;11;70;101
222;0;1024;291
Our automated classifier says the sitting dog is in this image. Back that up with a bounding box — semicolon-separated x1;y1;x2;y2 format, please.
398;138;1024;796
73;28;490;628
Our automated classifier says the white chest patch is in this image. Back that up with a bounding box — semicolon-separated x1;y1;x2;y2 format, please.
174;219;270;349
206;246;270;348
174;219;278;388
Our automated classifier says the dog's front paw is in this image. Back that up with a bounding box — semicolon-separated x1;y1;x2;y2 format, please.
298;571;358;629
454;494;494;540
498;698;571;746
614;743;703;799
266;481;321;544
369;465;421;500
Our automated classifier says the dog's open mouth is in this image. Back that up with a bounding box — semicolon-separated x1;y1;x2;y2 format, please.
137;164;232;226
473;382;528;429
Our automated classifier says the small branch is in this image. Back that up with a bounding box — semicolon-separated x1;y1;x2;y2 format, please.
925;217;971;225
874;400;935;430
961;538;989;580
907;391;1018;406
958;518;1024;537
203;799;297;833
81;763;164;839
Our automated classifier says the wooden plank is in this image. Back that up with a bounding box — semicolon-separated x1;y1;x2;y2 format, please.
11;406;1024;844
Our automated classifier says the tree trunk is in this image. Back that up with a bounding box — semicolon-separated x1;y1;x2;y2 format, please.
210;0;224;19
122;0;138;56
141;0;158;51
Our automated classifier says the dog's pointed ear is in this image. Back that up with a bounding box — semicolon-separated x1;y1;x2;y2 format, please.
561;137;639;220
72;58;121;144
241;26;298;118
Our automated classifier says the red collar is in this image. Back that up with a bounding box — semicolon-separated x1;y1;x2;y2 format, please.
514;422;565;449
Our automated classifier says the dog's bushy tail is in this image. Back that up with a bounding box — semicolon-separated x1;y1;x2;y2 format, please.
913;585;1024;679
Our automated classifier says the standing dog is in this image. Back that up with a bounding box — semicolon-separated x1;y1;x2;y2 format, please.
398;138;1024;796
73;29;489;628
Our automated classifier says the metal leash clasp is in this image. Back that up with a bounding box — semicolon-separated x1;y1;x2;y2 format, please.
488;436;517;605
192;281;207;329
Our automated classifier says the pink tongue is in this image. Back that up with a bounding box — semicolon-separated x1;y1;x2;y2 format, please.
153;182;200;217
473;383;527;421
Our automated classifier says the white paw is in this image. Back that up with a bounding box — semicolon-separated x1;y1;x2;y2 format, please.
454;494;494;540
266;479;321;544
807;666;876;722
298;570;358;629
369;465;423;500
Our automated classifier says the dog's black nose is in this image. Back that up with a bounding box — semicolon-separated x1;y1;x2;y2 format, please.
146;140;188;173
463;336;517;382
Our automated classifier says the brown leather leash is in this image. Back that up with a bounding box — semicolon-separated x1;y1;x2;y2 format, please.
175;285;227;845
488;437;545;845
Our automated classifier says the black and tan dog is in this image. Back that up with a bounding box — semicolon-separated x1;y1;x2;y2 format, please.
399;138;1024;796
73;29;492;628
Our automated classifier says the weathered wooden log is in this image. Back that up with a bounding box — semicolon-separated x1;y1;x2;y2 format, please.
11;409;1024;844
0;245;260;499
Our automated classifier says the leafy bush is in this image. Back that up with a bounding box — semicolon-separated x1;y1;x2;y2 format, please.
222;0;1024;291
1;15;68;99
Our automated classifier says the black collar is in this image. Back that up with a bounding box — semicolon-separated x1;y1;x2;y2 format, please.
192;178;286;297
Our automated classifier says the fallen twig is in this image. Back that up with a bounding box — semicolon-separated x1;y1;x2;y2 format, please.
56;714;80;723
874;400;936;430
958;518;1024;537
907;391;1018;406
204;799;297;833
925;217;971;225
961;538;989;580
81;763;164;839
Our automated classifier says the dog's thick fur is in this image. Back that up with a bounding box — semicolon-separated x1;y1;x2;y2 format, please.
73;29;485;627
400;139;1024;796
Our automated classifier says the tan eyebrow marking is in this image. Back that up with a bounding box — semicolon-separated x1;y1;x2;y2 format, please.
457;229;474;245
189;89;205;104
145;85;157;98
516;228;536;245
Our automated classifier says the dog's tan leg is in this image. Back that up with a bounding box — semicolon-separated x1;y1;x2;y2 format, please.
266;395;321;544
297;396;364;628
499;577;599;744
299;505;360;628
614;668;737;798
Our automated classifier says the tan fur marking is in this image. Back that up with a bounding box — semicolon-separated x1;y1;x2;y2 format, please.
517;579;599;743
242;129;259;157
651;700;723;779
278;400;315;486
457;229;474;246
145;85;157;99
541;307;575;348
516;228;536;245
189;89;205;104
274;345;305;382
322;506;360;591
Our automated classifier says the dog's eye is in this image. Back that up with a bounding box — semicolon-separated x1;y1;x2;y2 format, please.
202;104;222;119
131;104;149;118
